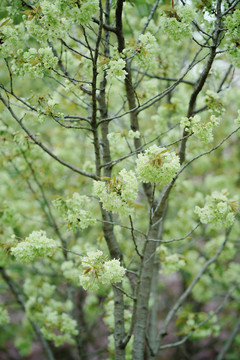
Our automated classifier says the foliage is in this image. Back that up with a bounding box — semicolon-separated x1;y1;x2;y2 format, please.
0;0;240;359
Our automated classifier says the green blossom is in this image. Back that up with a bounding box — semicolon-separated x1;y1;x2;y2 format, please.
24;280;78;346
61;261;80;285
177;311;220;340
195;190;238;228
160;6;195;41
157;245;185;275
11;231;57;264
180;114;220;143
205;90;225;116
11;47;58;78
93;169;138;217
53;193;96;231
106;58;127;82
136;145;180;184
134;32;158;71
79;250;125;291
0;307;10;325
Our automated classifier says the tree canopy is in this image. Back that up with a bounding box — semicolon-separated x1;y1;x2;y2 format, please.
0;0;240;359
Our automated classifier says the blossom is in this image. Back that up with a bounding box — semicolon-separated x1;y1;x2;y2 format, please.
136;145;180;184
195;190;238;228
93;169;138;217
79;250;125;291
11;231;56;264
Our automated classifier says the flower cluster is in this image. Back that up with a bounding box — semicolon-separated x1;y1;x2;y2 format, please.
160;6;195;41
11;231;57;264
180;114;219;143
23;0;98;44
24;280;78;346
106;58;127;82
134;32;158;71
0;19;21;58
157;245;186;275
53;193;96;231
136;145;180;185
79;250;125;291
128;130;140;139
0;307;10;326
225;10;240;67
94;169;138;217
177;311;220;340
61;260;80;285
11;47;58;78
234;110;240;126
195;190;238;228
205;90;225;116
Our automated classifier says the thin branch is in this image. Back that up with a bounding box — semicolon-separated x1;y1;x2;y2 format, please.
217;317;240;360
156;225;233;353
158;285;238;351
148;223;201;244
0;94;99;180
112;283;136;300
129;215;143;258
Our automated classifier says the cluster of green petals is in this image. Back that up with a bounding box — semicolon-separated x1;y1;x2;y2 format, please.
11;47;58;78
181;114;220;143
79;250;125;291
0;306;10;325
134;32;158;71
136;145;180;185
205;90;225;116
177;310;220;340
24;280;78;346
106;58;127;82
160;5;195;41
11;231;57;264
61;260;80;285
157;245;186;275
53;193;96;231
93;169;138;217
195;190;238;228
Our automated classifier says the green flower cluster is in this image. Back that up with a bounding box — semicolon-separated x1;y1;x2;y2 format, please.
0;19;22;58
177;310;220;340
180;114;219;143
79;250;125;291
0;306;10;325
61;260;80;285
157;245;186;275
136;145;180;185
24;279;78;346
11;47;58;78
205;90;225;116
106;58;127;82
160;6;195;41
134;32;158;71
53;193;96;231
195;190;238;228
94;169;138;217
11;231;57;264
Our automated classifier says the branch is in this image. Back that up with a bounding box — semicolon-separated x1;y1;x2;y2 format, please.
148;223;201;244
155;226;233;353
129;215;143;258
158;285;238;351
217;317;240;360
0;94;99;180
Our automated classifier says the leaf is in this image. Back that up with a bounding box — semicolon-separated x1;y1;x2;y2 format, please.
0;19;10;28
84;268;92;274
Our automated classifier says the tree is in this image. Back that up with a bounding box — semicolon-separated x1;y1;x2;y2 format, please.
0;0;240;359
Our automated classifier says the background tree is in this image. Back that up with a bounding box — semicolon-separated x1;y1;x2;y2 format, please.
0;0;240;359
